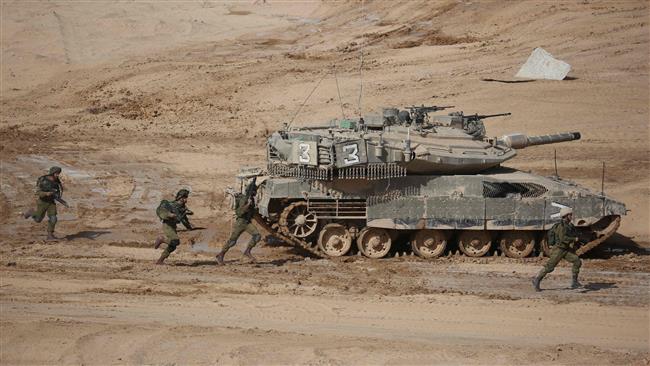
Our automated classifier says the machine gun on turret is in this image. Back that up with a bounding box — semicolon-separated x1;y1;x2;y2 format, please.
444;112;512;138
463;112;512;121
406;105;455;125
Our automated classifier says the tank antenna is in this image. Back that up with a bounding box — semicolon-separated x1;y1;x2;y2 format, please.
357;0;365;117
334;67;346;119
600;161;606;196
553;149;559;178
287;72;327;129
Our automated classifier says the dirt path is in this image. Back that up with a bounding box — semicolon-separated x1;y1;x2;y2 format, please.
1;238;649;364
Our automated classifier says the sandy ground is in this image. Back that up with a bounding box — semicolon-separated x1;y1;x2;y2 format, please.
1;1;649;365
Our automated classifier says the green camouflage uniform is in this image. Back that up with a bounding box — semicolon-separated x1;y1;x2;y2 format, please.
222;194;261;253
156;197;193;259
29;173;62;235
541;220;582;276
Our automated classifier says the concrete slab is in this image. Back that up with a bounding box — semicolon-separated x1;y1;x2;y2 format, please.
515;47;571;80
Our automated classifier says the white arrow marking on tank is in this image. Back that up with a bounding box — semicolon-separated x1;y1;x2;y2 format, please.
550;202;571;219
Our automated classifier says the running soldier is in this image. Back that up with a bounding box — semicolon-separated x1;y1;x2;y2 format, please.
215;180;261;265
23;166;68;240
532;207;583;291
154;189;194;265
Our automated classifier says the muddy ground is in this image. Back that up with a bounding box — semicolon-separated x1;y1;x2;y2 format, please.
1;1;649;365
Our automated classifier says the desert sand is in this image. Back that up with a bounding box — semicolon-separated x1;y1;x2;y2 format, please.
1;1;649;365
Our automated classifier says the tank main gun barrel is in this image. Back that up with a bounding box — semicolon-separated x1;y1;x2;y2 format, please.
498;132;581;149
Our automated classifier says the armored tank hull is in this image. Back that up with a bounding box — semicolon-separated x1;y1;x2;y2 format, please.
241;168;624;259
233;106;625;259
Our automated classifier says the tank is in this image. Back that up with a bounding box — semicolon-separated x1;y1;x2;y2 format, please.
233;105;625;259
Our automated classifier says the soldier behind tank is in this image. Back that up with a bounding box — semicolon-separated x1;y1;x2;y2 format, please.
215;180;261;265
153;189;194;265
22;166;65;240
532;207;583;291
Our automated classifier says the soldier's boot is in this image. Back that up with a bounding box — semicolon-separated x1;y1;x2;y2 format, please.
216;240;235;266
243;246;256;263
47;217;57;240
215;251;226;266
571;273;582;289
154;236;165;249
22;208;35;219
46;231;58;241
532;269;546;292
155;251;170;265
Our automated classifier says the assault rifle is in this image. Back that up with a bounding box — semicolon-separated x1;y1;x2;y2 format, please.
172;204;193;230
50;181;69;208
52;190;69;208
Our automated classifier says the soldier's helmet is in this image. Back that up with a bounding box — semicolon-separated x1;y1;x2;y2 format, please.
49;166;62;175
175;189;190;200
560;207;573;217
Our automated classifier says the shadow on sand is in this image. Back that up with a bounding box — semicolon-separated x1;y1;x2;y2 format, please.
584;233;650;259
172;256;304;267
580;282;618;293
65;230;111;241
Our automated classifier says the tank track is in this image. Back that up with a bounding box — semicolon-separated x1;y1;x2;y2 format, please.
253;212;324;258
576;216;621;256
252;213;620;260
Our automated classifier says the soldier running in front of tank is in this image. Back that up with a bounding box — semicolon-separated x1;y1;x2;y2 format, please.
22;166;67;241
215;182;261;265
533;207;583;291
154;189;194;265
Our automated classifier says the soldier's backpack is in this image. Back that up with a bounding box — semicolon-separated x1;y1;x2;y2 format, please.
546;222;561;246
35;175;47;195
156;200;174;221
224;187;241;210
36;175;46;189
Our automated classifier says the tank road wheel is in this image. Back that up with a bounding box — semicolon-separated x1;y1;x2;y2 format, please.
357;227;392;259
318;224;352;257
499;231;535;258
280;202;318;238
411;230;447;259
458;231;492;257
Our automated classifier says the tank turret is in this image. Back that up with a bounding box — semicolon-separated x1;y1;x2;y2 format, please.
267;109;581;176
